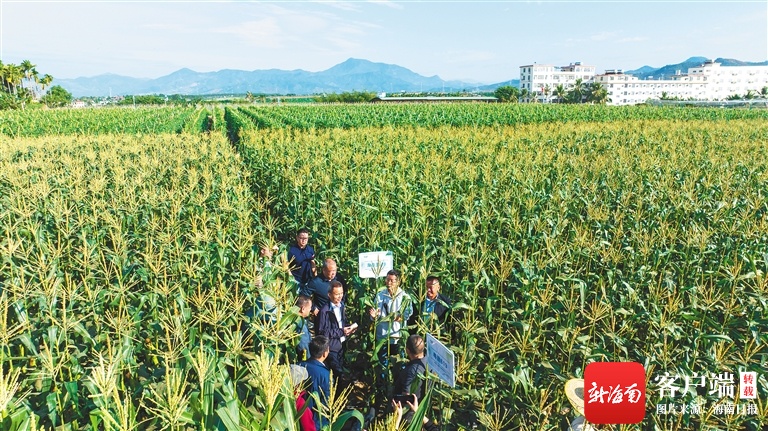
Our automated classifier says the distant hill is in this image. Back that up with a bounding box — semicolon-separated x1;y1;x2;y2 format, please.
54;56;767;97
476;80;520;92
54;58;488;97
626;56;768;79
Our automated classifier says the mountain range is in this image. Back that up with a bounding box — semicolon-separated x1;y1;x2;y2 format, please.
56;57;767;98
57;58;497;98
625;56;768;80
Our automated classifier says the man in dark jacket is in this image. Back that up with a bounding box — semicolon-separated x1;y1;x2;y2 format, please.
409;276;451;332
302;258;342;315
288;228;316;292
393;334;427;398
316;280;357;377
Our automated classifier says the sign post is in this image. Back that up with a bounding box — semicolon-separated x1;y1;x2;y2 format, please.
358;251;394;279
426;333;455;388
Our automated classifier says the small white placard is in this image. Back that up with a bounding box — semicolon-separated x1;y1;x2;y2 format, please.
426;333;455;388
358;251;394;278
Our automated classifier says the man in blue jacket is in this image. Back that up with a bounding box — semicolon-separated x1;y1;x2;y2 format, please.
288;228;316;292
301;335;331;430
302;258;342;315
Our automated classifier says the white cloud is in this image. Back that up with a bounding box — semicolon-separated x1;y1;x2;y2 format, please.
590;32;616;42
317;1;363;12
214;18;285;49
617;36;648;43
367;0;405;10
324;36;362;50
442;50;497;64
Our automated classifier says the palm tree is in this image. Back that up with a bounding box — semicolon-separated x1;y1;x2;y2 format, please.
3;63;23;95
588;82;610;104
40;74;54;91
569;78;585;104
542;84;551;103
0;61;7;94
519;88;529;103
743;90;756;100
20;60;37;81
554;84;566;104
761;86;768;98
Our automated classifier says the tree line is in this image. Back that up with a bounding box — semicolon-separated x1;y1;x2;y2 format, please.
494;79;610;104
1;59;72;109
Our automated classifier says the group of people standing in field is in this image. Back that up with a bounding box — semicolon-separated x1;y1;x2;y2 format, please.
256;228;452;431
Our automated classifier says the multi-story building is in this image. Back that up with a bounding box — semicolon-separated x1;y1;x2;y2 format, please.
519;62;596;102
523;59;768;105
687;60;768;100
594;70;709;105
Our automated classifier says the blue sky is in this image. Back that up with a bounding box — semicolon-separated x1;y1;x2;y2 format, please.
2;1;766;83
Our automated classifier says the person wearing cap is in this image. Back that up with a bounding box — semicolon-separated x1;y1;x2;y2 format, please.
290;364;316;431
302;335;331;430
565;378;597;431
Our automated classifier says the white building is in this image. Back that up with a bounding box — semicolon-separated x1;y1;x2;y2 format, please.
519;62;596;102
594;70;709;105
687;60;768;100
522;59;768;105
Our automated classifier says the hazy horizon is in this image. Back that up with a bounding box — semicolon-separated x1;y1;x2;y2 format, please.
2;1;767;83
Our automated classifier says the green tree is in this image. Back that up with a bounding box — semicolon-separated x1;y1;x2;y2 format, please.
314;91;376;103
529;90;539;103
567;78;586;104
0;59;55;109
519;88;529;103
588;82;610;104
493;85;519;103
554;84;566;103
542;84;551;103
41;85;72;107
761;86;768;98
40;74;54;91
3;63;23;95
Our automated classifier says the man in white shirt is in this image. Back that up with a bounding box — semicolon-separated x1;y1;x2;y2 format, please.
369;269;413;364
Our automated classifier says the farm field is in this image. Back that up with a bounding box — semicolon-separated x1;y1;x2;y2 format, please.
0;104;767;431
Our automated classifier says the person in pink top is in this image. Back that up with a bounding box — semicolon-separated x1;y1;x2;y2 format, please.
290;364;317;431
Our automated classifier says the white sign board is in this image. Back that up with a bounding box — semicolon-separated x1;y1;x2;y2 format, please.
426;333;455;388
358;251;393;279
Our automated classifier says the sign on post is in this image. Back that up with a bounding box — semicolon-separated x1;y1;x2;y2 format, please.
358;251;393;279
426;333;455;388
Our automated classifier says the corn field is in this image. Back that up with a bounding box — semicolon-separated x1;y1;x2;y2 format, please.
0;104;766;430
